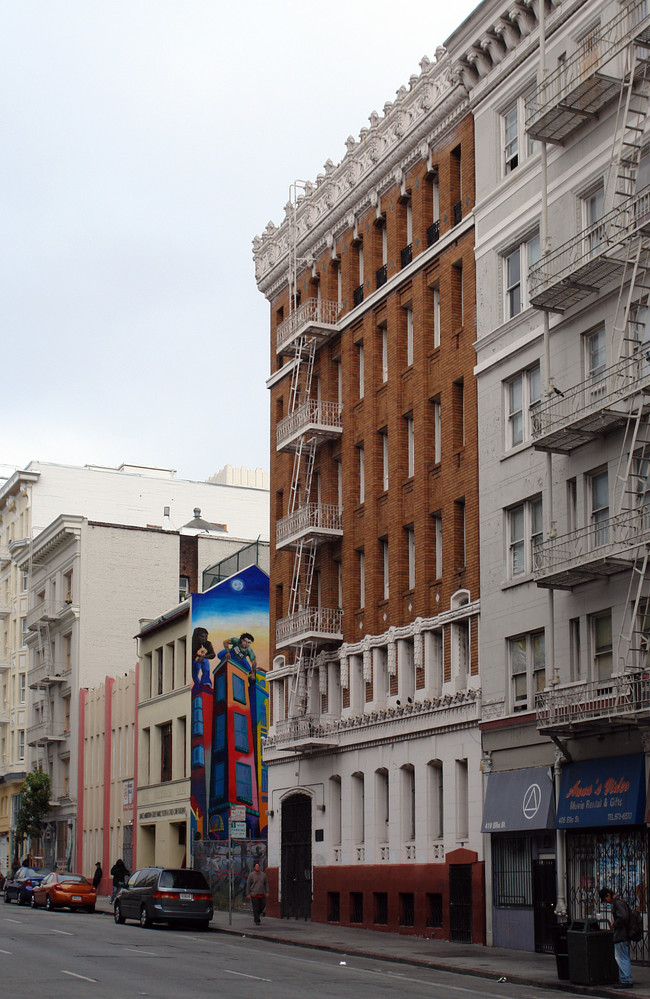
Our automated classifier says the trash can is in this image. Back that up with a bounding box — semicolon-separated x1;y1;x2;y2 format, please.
554;922;570;980
567;919;619;986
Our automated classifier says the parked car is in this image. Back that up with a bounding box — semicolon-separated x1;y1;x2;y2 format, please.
113;867;213;929
4;867;53;905
31;872;97;912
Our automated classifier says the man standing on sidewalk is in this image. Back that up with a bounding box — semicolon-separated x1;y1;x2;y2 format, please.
600;886;634;988
246;862;269;925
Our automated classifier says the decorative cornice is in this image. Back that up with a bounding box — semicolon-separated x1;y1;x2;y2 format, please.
253;50;469;298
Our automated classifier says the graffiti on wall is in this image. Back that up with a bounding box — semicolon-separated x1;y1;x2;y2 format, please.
190;565;269;847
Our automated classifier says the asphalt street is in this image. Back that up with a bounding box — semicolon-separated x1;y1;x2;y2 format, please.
0;905;591;999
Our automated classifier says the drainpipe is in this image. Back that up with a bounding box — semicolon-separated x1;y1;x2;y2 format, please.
554;746;568;921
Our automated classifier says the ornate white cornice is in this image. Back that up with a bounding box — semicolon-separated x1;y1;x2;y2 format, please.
253;50;470;299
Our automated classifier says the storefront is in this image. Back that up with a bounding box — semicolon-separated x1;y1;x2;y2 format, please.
482;766;556;953
556;753;649;962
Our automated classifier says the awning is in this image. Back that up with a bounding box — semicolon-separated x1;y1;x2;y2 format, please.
556;753;646;829
481;766;555;833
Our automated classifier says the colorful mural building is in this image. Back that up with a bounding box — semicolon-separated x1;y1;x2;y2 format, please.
190;564;269;851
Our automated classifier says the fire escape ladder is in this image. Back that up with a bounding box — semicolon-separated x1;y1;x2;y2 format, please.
617;549;650;671
606;42;650;212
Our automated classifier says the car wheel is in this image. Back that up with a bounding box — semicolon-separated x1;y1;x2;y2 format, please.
194;920;210;932
17;894;26;906
114;901;125;925
45;894;53;911
84;905;95;914
139;905;151;928
30;894;37;908
3;890;11;904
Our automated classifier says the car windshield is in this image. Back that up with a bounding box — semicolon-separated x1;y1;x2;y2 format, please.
58;875;88;884
158;870;209;890
19;869;38;878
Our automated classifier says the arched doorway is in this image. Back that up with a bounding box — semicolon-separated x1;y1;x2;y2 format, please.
280;794;312;919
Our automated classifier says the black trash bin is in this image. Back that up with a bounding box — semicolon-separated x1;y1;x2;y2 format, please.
554;922;570;980
567;919;619;986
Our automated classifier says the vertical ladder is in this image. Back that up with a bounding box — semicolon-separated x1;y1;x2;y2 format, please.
606;42;650;211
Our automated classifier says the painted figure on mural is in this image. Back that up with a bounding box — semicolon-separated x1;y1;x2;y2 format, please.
222;633;256;672
192;628;216;687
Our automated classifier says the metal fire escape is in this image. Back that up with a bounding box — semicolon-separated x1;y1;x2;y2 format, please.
526;0;650;674
274;183;343;739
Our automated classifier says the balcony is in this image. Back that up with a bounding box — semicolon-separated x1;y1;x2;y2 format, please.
26;600;69;631
401;243;413;268
526;0;650;144
353;284;364;307
275;298;339;355
272;715;339;751
537;673;650;736
532;352;650;453
29;661;69;689
534;507;650;589
376;264;387;289
276;399;343;452
27;720;67;747
427;220;440;247
529;186;650;312
276;503;343;551
276;607;343;649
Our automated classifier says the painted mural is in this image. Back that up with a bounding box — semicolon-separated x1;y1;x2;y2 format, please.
190;565;269;848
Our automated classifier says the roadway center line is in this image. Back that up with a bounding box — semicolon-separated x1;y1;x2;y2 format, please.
224;969;272;982
4;918;22;924
51;928;74;935
125;947;158;957
61;970;98;983
0;949;12;954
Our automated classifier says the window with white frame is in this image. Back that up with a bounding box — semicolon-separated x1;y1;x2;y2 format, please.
406;306;414;366
503;96;537;175
504;233;540;319
591;609;613;681
381;327;388;382
433;285;441;349
406;414;414;477
509;630;545;711
585;326;606;399
433;513;443;579
358;343;364;398
506;363;541;448
508;496;543;578
590;468;609;547
583;184;605;257
380;428;389;491
358;549;365;609
358;444;365;504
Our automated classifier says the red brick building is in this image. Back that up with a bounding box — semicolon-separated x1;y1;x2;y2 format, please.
254;50;483;941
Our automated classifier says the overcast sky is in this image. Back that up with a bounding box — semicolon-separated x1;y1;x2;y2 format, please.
1;0;477;483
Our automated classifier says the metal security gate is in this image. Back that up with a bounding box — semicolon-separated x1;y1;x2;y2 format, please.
533;858;556;954
566;828;649;964
281;794;312;919
449;864;473;942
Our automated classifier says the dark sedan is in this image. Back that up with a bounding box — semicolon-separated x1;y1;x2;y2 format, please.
114;867;213;929
4;867;53;905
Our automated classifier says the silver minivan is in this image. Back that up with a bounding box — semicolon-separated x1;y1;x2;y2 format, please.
114;867;213;930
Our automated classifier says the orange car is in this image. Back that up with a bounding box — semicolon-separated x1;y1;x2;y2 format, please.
31;872;97;912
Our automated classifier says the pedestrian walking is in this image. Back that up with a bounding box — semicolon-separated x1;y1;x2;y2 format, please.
92;862;103;891
246;862;269;925
110;858;129;903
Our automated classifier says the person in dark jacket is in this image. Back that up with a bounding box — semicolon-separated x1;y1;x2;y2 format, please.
110;858;129;902
600;886;633;987
92;862;103;890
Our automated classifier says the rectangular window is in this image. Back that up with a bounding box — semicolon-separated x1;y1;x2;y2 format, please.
590;469;609;547
380;428;389;491
509;630;545;711
233;713;249;753
18;730;24;761
381;539;389;600
406;307;414;366
433;397;441;463
592;610;613;681
584;184;605;256
508;496;543;578
358;343;364;398
406;526;415;590
433;285;441;349
358;445;365;504
504;234;540;319
503;96;536;176
433;514;443;579
586;327;606;400
506;363;541;448
19;674;25;704
232;674;247;704
406;415;414;477
236;762;253;805
358;550;365;609
381;328;388;382
160;722;172;782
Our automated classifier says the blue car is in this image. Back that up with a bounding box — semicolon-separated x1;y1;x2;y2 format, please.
4;867;53;905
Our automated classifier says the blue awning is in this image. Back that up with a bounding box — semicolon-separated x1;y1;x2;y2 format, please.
481;766;555;833
556;754;646;829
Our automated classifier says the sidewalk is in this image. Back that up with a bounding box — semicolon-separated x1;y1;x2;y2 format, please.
95;896;650;996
